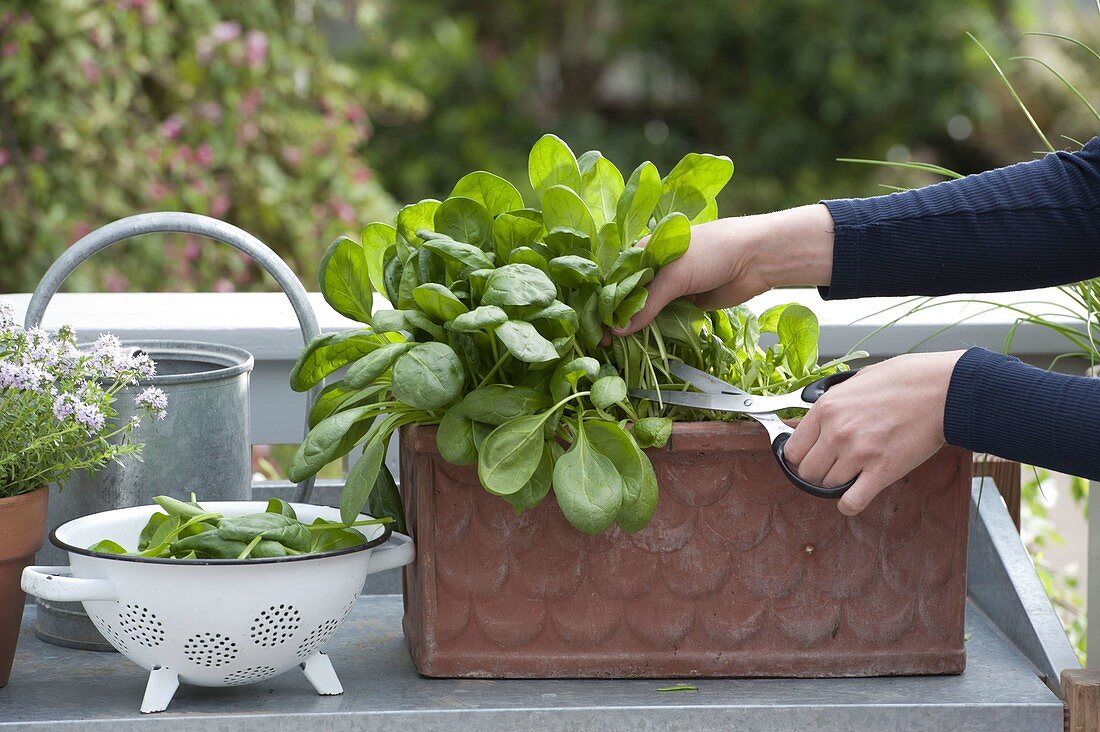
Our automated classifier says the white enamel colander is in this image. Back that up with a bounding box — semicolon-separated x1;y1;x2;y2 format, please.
21;501;415;714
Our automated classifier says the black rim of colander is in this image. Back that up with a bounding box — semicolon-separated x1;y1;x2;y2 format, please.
50;521;394;566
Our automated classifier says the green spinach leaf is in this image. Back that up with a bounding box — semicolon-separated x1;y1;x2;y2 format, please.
318;236;373;324
528;134;581;199
552;420;623;534
481;264;557;308
450;171;523;217
391;342;466;410
495;320;560;363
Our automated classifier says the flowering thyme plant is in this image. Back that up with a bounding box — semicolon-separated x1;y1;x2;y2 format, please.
0;300;168;499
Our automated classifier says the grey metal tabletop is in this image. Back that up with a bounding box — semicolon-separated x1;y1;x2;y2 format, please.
0;595;1063;731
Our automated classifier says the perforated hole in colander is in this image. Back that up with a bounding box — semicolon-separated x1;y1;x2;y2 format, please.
295;617;342;659
90;616;129;653
117;604;165;647
340;596;357;621
222;665;277;686
249;604;301;647
183;632;239;667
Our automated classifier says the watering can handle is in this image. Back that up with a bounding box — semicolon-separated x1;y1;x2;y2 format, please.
23;212;321;502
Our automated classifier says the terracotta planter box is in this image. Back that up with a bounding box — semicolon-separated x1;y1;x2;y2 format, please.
400;422;971;678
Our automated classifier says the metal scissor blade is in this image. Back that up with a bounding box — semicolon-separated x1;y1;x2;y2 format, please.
666;361;747;395
628;389;751;412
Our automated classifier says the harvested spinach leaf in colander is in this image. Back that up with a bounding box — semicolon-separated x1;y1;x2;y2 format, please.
87;495;392;560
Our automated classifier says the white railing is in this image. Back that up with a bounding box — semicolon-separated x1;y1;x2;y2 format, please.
6;286;1093;644
8;287;1085;442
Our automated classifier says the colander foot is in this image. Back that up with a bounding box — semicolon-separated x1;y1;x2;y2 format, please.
140;666;180;714
300;652;343;695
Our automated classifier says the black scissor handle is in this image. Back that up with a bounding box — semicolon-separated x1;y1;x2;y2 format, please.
800;368;859;404
771;432;855;499
771;369;860;499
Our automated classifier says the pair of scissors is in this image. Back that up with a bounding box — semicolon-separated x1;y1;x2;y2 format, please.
629;361;859;499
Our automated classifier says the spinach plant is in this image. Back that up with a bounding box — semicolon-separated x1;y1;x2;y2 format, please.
290;135;860;534
88;495;390;560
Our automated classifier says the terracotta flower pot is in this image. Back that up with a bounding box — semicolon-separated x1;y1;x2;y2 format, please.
400;422;971;678
0;485;49;688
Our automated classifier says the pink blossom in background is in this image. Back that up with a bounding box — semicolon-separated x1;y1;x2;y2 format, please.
238;121;259;143
311;203;326;220
345;104;366;123
332;199;355;223
244;30;268;69
149;181;169;201
103;271;129;293
252;444;272;472
212;21;241;43
70;221;92;241
182;237;202;262
281;146;302;166
352;167;372;183
311;142;327;157
195;144;214;167
176;145;193;163
160;115;183;140
213;278;235;293
210;194;231;218
240;89;262;116
29;146;46;162
0;149;8;168
196;101;223;122
196;36;214;64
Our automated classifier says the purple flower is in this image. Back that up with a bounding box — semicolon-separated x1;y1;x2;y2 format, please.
0;360;48;392
0;300;14;329
89;333;142;380
132;352;156;380
135;386;168;420
73;401;106;433
55;342;81;376
53;394;77;421
26;327;60;367
91;333;121;355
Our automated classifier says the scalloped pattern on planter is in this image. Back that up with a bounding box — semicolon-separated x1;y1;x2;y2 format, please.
400;422;970;678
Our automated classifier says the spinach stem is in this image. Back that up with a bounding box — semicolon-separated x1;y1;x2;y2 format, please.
237;535;263;560
478;351;510;387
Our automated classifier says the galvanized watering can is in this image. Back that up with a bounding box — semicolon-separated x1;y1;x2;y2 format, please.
25;212;321;650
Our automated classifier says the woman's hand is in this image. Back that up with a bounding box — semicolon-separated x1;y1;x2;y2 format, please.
614;203;836;336
783;350;966;516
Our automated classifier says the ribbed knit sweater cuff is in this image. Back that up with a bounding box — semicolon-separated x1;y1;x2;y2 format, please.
942;346;996;449
817;198;865;300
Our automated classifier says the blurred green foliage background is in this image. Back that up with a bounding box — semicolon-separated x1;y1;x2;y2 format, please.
0;0;1097;294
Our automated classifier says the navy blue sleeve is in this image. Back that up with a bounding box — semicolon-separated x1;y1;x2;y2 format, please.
820;136;1100;299
817;138;1100;478
944;347;1100;481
